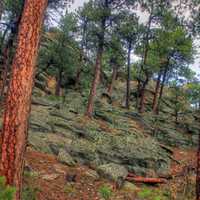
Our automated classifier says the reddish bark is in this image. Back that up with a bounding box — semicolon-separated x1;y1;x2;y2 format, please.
85;0;108;117
126;176;167;184
85;48;103;117
196;132;200;200
107;64;117;96
152;70;162;113
0;1;47;200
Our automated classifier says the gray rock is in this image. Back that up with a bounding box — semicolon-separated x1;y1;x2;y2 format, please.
57;149;76;166
84;169;100;181
122;181;139;192
97;163;128;182
42;174;59;181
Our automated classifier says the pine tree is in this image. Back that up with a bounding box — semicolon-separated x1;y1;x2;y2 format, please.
0;0;47;199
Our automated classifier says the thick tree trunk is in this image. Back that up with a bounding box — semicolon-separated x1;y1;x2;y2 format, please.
0;1;47;200
107;64;117;96
85;0;108;117
125;42;132;109
152;70;162;113
55;68;63;96
196;130;200;200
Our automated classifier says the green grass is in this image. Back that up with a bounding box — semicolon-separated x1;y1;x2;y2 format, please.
98;185;113;200
22;186;39;200
137;187;168;200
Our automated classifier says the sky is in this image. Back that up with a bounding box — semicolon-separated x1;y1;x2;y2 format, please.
69;0;200;76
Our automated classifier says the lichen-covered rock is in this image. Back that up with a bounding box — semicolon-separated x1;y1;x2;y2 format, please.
57;149;76;166
42;174;60;181
122;181;140;192
97;163;128;181
28;95;172;177
84;169;100;181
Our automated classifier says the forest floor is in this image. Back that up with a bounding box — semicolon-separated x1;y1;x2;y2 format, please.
23;147;196;200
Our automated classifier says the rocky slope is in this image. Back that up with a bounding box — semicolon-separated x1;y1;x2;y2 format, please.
27;84;198;182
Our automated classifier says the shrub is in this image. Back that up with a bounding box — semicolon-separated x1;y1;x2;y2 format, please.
98;185;113;200
0;176;16;200
22;186;39;200
138;188;152;199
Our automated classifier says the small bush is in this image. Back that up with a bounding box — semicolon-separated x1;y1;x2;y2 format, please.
137;187;168;200
98;185;113;200
138;188;152;199
64;183;76;194
22;186;39;200
0;176;16;200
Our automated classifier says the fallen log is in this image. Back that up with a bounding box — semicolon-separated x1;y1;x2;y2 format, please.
126;176;167;184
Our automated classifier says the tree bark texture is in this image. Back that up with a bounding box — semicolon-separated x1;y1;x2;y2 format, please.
0;1;47;200
196;129;200;200
125;42;132;109
156;67;168;114
85;46;103;117
152;70;162;113
85;0;108;117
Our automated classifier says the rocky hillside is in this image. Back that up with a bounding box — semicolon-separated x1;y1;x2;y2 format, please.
10;79;196;200
28;81;198;177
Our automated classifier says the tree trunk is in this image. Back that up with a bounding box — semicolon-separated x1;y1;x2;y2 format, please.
0;13;23;100
107;64;117;96
55;68;63;96
138;13;152;113
152;70;162;113
139;77;149;113
85;46;103;117
75;18;88;90
0;36;15;98
85;0;108;117
75;64;82;90
0;0;3;21
125;42;132;109
156;67;168;114
0;1;47;200
196;129;200;200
